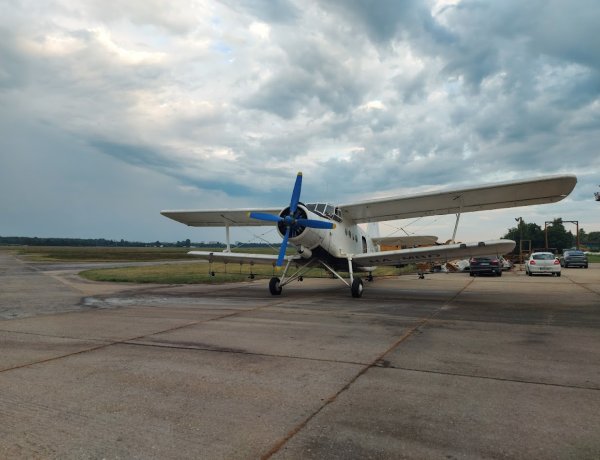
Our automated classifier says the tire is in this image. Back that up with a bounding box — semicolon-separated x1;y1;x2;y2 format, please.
526;269;532;276
557;272;561;277
469;272;475;277
269;277;282;295
497;271;502;277
585;265;588;269
351;277;363;298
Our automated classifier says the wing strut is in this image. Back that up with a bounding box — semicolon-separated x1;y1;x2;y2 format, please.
450;196;463;244
225;224;231;252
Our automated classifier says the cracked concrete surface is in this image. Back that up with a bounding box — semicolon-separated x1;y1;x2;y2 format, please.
1;250;599;459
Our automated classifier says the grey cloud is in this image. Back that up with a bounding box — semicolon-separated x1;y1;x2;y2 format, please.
320;0;454;45
240;31;371;119
221;0;299;23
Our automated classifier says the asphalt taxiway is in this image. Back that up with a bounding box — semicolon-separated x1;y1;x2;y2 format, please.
1;250;599;459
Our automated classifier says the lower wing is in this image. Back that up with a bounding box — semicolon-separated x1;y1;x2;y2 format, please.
352;239;515;267
188;251;300;266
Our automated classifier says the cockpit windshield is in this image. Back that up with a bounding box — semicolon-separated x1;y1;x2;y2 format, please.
305;203;343;222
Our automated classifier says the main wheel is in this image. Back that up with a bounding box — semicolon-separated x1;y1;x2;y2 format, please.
269;277;282;295
351;277;363;298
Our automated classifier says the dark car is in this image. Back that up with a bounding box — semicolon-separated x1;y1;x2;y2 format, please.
469;256;502;276
560;250;588;268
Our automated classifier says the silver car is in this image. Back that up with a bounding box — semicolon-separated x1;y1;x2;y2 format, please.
525;252;562;276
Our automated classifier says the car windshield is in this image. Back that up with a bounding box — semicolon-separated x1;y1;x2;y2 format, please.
566;251;584;256
532;253;554;260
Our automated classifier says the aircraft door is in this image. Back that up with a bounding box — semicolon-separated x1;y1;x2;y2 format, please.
362;236;368;253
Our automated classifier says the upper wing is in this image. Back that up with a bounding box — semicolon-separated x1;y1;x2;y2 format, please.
188;250;300;266
339;174;577;224
161;208;280;227
352;239;516;267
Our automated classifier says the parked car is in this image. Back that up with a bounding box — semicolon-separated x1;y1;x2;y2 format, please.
559;250;588;268
525;252;561;276
469;256;502;276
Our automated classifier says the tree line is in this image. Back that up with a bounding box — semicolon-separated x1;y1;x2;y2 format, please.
0;236;276;248
501;218;600;252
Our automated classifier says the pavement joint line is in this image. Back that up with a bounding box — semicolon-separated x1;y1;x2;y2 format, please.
120;341;368;366
0;328;111;343
260;278;475;460
563;272;600;297
380;365;600;391
0;298;291;375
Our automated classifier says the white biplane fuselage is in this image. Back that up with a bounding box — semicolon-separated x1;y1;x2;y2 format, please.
161;174;577;297
282;202;375;267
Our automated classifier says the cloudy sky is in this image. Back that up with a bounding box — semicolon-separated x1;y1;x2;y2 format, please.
1;0;599;245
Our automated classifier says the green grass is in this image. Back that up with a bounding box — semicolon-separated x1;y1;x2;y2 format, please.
588;254;600;263
10;245;282;262
80;263;264;284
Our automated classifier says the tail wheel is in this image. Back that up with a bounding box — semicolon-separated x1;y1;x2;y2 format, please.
351;277;363;298
269;277;282;295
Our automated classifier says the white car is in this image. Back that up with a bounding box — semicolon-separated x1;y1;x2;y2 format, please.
525;252;562;277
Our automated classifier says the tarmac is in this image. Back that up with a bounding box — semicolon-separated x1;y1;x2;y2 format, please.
0;250;599;459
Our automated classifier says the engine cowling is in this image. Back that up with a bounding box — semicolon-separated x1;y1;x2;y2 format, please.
276;204;328;250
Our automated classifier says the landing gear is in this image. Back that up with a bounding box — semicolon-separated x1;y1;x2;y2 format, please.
266;257;370;298
367;273;374;282
351;277;364;298
269;277;282;295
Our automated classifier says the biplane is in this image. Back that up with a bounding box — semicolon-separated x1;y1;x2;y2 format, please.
162;174;576;297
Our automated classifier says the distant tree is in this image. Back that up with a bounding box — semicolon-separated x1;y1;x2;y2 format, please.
502;220;544;251
185;239;191;248
545;218;574;251
587;231;600;243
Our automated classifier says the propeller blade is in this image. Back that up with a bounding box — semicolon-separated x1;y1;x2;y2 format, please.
248;212;282;223
277;227;291;266
289;172;303;213
296;218;335;230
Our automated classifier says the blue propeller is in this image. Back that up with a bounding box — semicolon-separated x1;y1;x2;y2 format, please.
249;172;335;266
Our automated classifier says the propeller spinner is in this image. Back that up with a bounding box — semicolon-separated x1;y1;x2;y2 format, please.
249;172;335;266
